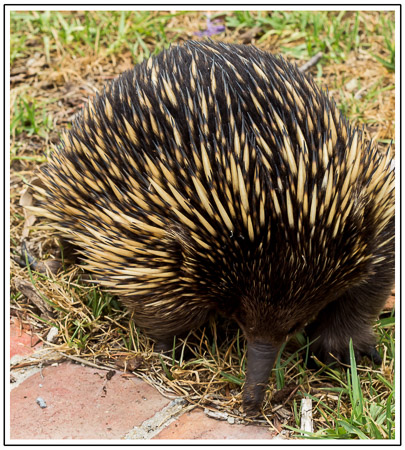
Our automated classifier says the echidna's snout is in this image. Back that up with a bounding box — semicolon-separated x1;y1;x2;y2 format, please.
242;341;280;415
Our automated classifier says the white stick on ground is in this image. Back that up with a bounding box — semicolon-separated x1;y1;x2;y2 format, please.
301;398;313;434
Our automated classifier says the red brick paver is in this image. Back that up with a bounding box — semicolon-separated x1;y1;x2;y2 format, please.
10;362;170;440
10;318;42;358
153;409;276;440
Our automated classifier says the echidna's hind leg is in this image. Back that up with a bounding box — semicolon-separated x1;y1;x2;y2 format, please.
149;310;210;355
306;244;394;368
153;337;176;353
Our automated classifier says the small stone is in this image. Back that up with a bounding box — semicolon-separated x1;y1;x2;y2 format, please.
36;397;47;409
46;327;59;343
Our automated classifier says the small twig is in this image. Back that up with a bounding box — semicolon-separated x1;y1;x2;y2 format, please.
299;52;323;73
284;385;300;406
59;352;115;371
11;359;60;370
39;362;44;379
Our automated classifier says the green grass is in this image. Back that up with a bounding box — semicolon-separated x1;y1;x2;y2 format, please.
10;11;190;64
371;13;395;72
224;11;395;70
10;93;54;140
62;283;123;350
11;11;395;68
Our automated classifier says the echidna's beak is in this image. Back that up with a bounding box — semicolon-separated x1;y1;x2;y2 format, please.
242;340;280;415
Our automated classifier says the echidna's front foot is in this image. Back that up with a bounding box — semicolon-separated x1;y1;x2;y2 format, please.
307;329;382;369
305;284;390;370
368;346;383;365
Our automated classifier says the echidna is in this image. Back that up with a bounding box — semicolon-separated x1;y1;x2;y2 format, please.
32;41;395;414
